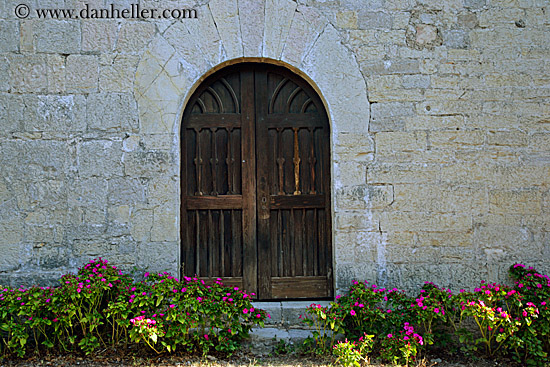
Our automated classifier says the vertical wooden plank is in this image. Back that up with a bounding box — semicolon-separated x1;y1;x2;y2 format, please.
208;210;213;277
180;123;189;278
234;209;243;277
270;209;278;277
186;211;196;276
195;210;200;275
289;208;296;277
255;67;272;299
277;209;283;277
241;69;258;296
301;208;307;276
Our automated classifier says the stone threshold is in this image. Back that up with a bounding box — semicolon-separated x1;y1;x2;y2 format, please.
246;301;333;354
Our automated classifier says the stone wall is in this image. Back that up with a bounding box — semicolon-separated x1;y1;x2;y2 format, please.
0;0;548;292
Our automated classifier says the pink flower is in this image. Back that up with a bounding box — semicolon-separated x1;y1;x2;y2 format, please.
387;334;393;338
169;304;175;308
204;334;209;340
243;308;249;314
350;310;356;316
434;308;439;313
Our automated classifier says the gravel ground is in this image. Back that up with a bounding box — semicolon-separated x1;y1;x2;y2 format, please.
0;349;518;367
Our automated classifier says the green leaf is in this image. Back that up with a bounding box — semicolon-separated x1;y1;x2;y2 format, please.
156;296;164;307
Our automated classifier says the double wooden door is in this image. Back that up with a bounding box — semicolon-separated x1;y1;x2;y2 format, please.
181;63;332;299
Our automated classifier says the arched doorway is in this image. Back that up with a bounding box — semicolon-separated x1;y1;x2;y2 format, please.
180;63;332;299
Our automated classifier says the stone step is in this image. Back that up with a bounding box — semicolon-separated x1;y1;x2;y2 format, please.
246;327;314;355
245;301;334;354
252;300;332;328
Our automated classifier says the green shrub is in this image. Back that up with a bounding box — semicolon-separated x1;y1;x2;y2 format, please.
0;258;267;358
304;265;550;367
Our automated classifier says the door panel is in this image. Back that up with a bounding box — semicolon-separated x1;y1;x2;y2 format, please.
181;63;332;299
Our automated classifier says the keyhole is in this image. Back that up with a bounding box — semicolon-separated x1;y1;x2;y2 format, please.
262;197;267;203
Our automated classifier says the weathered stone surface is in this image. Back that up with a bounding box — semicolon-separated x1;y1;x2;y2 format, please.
357;11;393;29
1;0;549;295
9;55;48;93
282;6;327;66
82;20;118;52
0;20;18;53
336;185;394;210
334;133;375;162
162;23;207;82
0;57;9;92
375;131;427;153
415;24;438;46
99;54;139;92
263;0;296;59
442;29;469;49
302;25;370;134
46;54;66;94
136;241;178;274
209;0;243;59
0;200;24;246
27;95;87;132
370;102;415;131
1;140;68;180
184;5;223;66
239;0;265;57
79;140;123;178
124;150;172;176
34;20;80;54
67;179;108;225
116;21;156;54
87;93;138;132
151;206;178;242
489;189;542;215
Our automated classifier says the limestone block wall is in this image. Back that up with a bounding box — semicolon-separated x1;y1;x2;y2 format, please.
0;0;548;292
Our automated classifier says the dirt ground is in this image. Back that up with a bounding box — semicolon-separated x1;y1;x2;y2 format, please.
0;348;518;367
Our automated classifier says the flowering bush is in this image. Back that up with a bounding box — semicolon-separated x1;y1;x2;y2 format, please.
505;264;550;365
304;265;550;367
379;323;423;366
332;334;374;367
0;258;267;358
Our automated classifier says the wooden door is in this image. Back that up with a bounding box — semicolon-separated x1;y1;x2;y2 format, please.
181;63;332;299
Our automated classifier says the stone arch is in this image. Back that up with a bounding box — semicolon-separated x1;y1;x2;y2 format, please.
133;0;370;290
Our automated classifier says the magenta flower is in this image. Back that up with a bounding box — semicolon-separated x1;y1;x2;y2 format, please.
243;308;249;314
350;310;356;316
434;308;439;313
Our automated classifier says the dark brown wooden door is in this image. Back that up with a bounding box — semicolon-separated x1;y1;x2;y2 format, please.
181;63;332;299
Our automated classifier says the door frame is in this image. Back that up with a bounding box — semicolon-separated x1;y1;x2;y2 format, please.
178;59;335;299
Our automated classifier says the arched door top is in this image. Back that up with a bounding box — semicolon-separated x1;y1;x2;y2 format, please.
181;63;332;299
